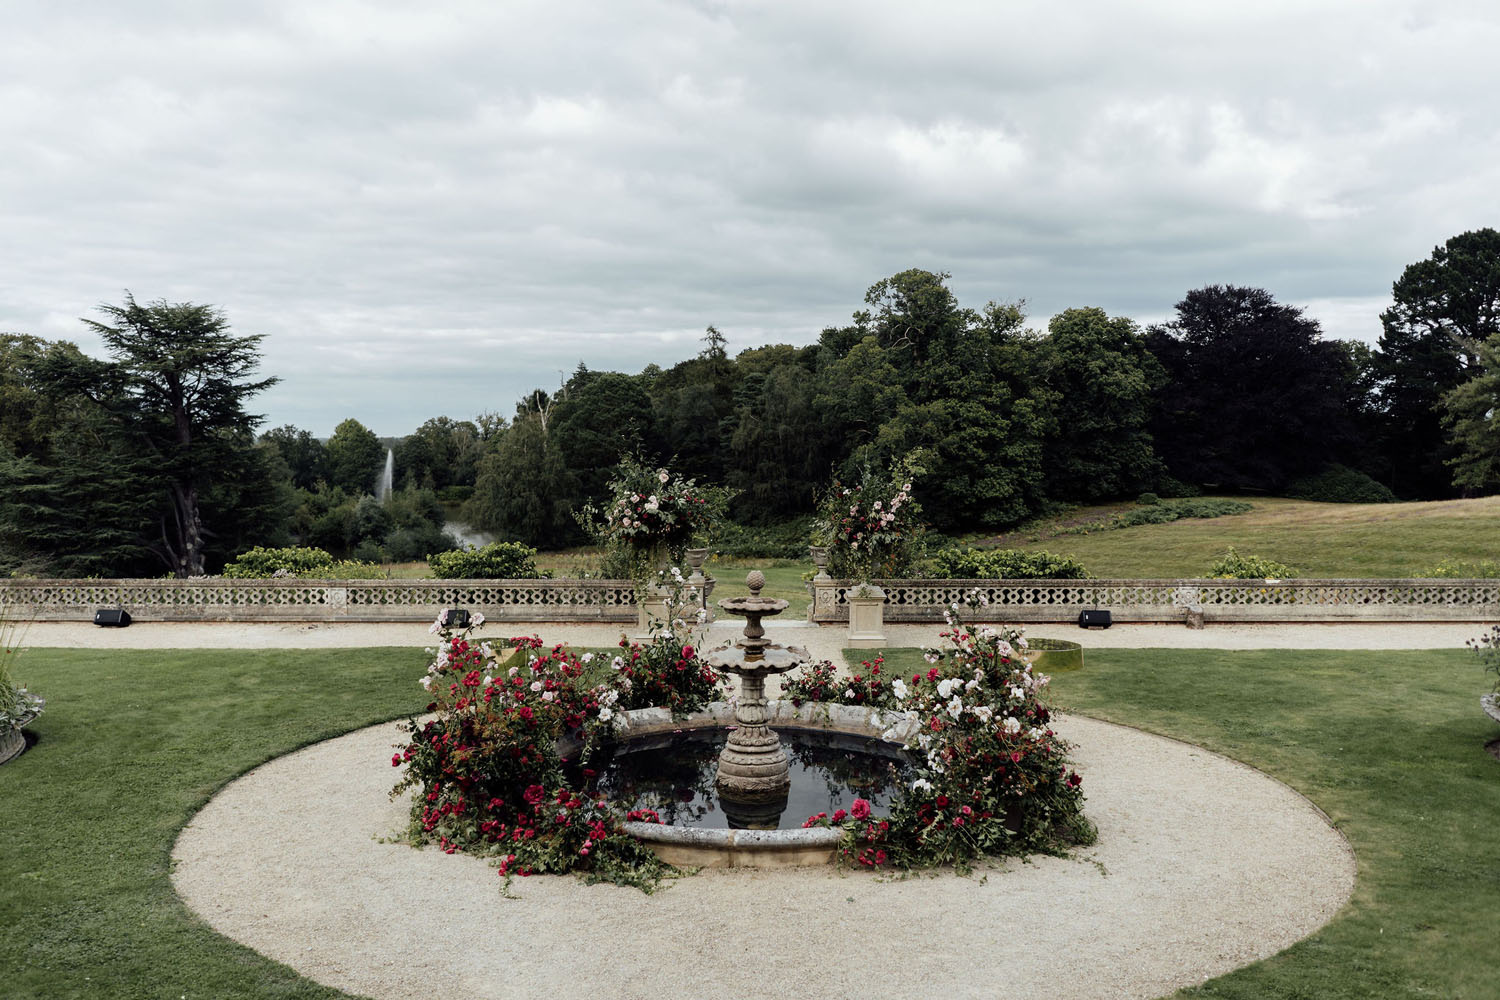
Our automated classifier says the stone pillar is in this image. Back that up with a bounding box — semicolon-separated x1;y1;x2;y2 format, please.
684;547;712;622
847;584;886;648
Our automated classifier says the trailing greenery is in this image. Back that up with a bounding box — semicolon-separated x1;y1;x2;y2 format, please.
1208;546;1297;579
1286;464;1398;504
925;546;1090;579
0;615;42;729
427;541;548;579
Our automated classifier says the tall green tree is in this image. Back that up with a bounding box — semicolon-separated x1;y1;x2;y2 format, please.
1440;330;1500;494
1147;285;1354;492
259;424;327;490
26;294;280;577
550;368;656;505
325;418;385;495
1375;228;1500;497
462;415;579;549
1037;307;1164;502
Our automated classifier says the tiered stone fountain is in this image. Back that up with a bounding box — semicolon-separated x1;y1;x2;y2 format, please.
704;571;809;827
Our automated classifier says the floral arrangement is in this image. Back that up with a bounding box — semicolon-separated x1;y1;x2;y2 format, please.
795;597;1094;870
578;456;732;570
782;655;896;709
0;616;43;731
815;454;925;582
390;612;722;892
1469;624;1500;695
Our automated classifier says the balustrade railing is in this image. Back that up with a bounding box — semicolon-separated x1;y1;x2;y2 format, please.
1;576;1496;625
809;578;1500;624
0;578;638;623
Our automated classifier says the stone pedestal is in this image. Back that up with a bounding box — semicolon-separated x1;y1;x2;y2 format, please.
1185;604;1205;629
635;590;671;638
685;548;712;622
847;584;887;648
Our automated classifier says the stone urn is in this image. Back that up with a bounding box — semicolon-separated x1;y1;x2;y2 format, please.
0;706;40;767
808;545;831;582
847;582;887;649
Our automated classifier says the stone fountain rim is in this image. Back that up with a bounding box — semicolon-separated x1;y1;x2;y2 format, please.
608;699;919;856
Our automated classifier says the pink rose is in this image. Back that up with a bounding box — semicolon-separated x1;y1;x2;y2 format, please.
850;798;871;820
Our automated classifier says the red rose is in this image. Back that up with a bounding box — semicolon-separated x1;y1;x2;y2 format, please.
850;798;872;820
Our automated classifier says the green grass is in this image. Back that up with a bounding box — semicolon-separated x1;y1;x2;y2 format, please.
5;644;1498;998
1053;648;1499;999
0;647;427;1000
990;495;1500;578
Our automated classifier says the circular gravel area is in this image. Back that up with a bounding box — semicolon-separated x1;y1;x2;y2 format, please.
172;714;1353;1000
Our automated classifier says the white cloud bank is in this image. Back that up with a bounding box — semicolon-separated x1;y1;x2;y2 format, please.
2;0;1497;434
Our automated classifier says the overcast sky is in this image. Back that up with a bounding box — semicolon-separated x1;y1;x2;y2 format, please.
3;0;1497;437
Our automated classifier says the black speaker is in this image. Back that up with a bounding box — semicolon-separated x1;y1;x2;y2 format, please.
1077;609;1112;629
94;608;132;627
441;608;471;629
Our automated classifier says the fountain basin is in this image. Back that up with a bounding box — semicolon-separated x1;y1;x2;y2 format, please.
595;700;921;868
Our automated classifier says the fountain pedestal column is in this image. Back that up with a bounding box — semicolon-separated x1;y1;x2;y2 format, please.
705;572;809;825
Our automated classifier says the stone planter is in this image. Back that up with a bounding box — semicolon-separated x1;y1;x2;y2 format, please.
1483;693;1500;727
0;710;38;767
847;584;886;648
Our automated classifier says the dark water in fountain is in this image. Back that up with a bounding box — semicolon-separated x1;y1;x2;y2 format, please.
589;728;912;830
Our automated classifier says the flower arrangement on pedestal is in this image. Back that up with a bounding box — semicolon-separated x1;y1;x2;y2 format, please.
792;596;1095;870
579;456;732;576
814;454;925;585
390;612;723;892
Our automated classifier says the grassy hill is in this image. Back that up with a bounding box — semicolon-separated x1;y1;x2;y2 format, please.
976;495;1500;578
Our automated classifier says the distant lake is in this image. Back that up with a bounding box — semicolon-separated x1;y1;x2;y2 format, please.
443;519;495;550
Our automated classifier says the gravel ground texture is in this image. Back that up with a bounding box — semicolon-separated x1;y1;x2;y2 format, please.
172;714;1355;1000
13;618;1480;654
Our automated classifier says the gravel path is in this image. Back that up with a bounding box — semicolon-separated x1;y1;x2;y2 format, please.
172;714;1355;1000
15;618;1480;651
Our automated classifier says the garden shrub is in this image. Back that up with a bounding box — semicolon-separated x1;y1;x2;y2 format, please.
925;547;1090;580
1060;497;1252;534
384;522;454;562
222;546;387;578
783;656;897;709
1136;492;1161;506
223;546;336;577
1423;558;1500;579
428;541;549;579
1208;546;1296;579
1287;464;1397;504
710;516;816;559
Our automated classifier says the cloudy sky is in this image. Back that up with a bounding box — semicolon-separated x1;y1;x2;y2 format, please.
3;0;1497;436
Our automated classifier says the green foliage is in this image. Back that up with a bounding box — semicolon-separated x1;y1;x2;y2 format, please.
1136;492;1161;505
1376;228;1500;498
708;516;816;559
428;541;548;579
325;417;385;494
816;453;925;581
1148;285;1356;493
463;414;580;549
1440;329;1500;493
221;545;387;578
394;416;484;492
925;546;1090;580
1037;307;1165;502
1421;558;1500;578
258;424;327;490
1053;497;1253;535
0;614;43;729
1208;545;1297;579
1468;625;1500;694
1287;463;1398;503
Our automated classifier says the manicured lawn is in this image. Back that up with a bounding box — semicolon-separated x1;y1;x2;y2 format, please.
994;495;1500;578
4;644;1496;998
0;647;425;1000
876;645;1499;998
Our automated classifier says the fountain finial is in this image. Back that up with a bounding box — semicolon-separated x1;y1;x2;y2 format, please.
746;570;765;596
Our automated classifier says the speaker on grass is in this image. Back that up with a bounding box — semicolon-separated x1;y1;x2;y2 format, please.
93;608;132;627
1077;609;1112;629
